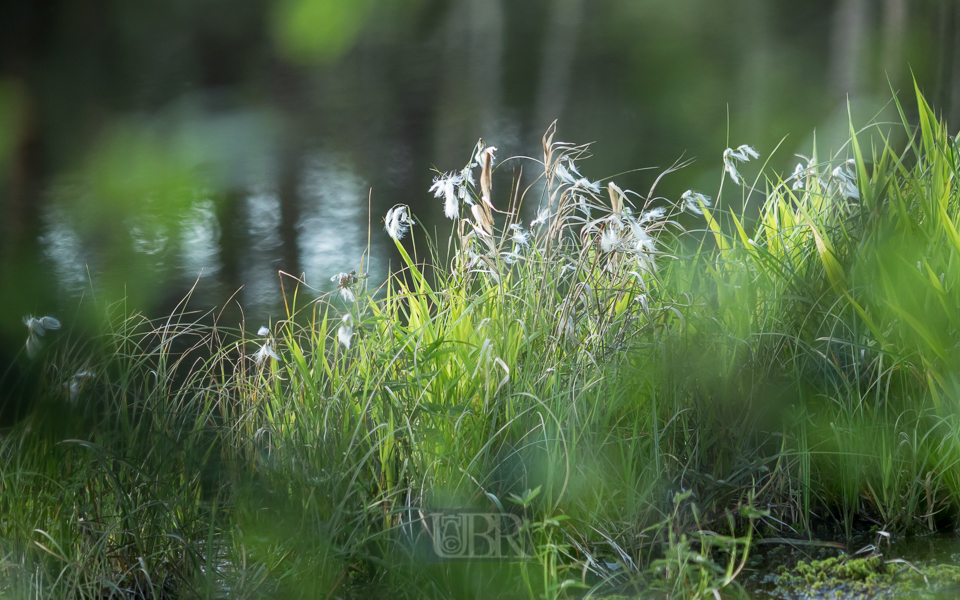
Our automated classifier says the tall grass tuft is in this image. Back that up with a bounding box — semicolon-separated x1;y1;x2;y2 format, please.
6;87;960;599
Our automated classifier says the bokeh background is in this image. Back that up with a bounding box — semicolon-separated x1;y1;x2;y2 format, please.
1;0;958;331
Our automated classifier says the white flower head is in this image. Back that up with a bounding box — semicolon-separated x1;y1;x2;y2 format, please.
25;335;42;359
723;145;759;186
23;315;60;358
574;178;601;195
474;141;495;166
472;138;485;166
384;205;415;240
257;325;270;337
530;207;551;228
67;371;96;402
475;145;497;168
600;228;620;253
554;161;577;185
510;223;530;247
831;159;859;199
555;155;584;185
680;190;712;215
629;219;657;253
461;166;475;188
735;144;760;160
337;313;354;350
639;207;667;224
252;339;279;364
430;172;464;220
459;166;475;199
330;271;358;303
23;315;61;337
791;162;806;190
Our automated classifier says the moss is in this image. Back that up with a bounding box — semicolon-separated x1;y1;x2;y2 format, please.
775;554;960;599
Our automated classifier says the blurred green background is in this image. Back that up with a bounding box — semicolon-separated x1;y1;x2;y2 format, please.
0;0;956;329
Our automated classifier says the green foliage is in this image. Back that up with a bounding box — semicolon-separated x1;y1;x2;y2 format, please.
8;88;960;598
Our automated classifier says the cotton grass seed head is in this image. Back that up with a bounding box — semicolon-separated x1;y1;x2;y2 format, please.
831;159;859;199
23;315;61;337
23;315;61;358
257;325;270;337
629;219;657;253
67;370;95;403
252;339;279;364
555;161;577;186
430;172;464;220
25;334;42;359
510;223;530;247
338;314;354;350
735;144;759;160
639;207;667;224
680;190;712;215
722;144;759;186
384;205;414;240
556;155;583;183
330;271;358;302
791;162;807;190
531;207;551;228
600;228;620;253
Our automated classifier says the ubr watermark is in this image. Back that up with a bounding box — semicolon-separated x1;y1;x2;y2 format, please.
422;510;531;561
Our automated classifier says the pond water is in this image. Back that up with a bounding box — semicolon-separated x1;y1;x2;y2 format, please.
1;1;959;330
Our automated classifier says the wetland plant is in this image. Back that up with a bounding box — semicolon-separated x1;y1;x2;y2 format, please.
5;86;960;598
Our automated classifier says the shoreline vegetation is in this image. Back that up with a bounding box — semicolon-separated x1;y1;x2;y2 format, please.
4;86;960;599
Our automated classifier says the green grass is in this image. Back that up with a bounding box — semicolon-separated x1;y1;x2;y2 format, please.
4;85;960;599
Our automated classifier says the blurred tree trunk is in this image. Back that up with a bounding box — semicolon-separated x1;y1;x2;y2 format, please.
533;0;584;134
277;147;302;281
737;0;772;144
436;0;504;160
215;189;246;299
881;0;907;89
468;0;504;133
829;0;870;98
1;86;42;268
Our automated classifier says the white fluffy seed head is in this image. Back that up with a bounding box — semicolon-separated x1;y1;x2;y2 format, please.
252;341;280;364
723;151;742;185
25;334;42;359
600;228;619;253
430;173;463;220
338;314;354;350
736;144;759;159
531;207;551;228
385;205;414;240
791;163;806;190
23;315;61;337
511;225;530;247
723;145;758;186
681;190;711;215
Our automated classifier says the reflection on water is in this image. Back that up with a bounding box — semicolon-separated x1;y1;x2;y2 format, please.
179;199;222;283
3;0;960;321
127;213;170;257
40;204;91;296
298;150;384;296
241;189;284;310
